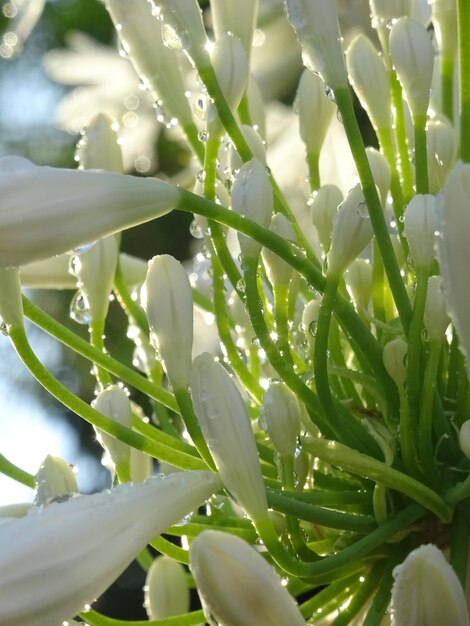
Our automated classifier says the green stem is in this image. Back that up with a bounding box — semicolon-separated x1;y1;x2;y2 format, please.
418;338;442;482
183;121;205;164
84;607;205;626
413;114;429;194
458;0;470;161
0;454;34;488
307;150;321;192
173;387;215;470
362;555;401;626
114;262;149;335
301;437;452;522
441;56;455;122
450;507;469;587
334;86;412;334
299;574;360;619
390;71;414;201
273;283;294;366
89;318;112;389
330;561;383;626
376;126;407;242
278;454;309;556
151;535;189;564
22;296;177;412
398;389;421;479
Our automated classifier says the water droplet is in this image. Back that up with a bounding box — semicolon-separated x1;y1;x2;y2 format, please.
190;219;204;239
0;322;9;336
162;22;183;50
70;290;91;325
236;278;246;293
196;169;206;183
198;129;208;143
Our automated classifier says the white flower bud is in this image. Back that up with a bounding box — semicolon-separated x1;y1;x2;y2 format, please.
130;446;153;483
0;268;22;329
231;158;273;259
459;420;470;461
427;117;456;194
144;556;190;619
345;259;373;312
389;17;434;118
403;194;438;270
296;70;336;159
310;184;343;254
366;147;391;207
383;337;408;388
228;124;266;173
0;471;221;626
190;530;307;626
284;0;348;89
327;184;375;276
346;35;391;131
438;163;470;371
391;544;469;626
262;214;295;288
246;76;266;139
76;113;123;173
370;0;412;22
191;353;268;522
105;0;193;127
34;456;78;506
0;156;179;267
211;0;259;56
301;298;320;350
156;0;210;69
424;275;450;340
141;255;193;390
431;0;458;63
92;385;133;471
260;383;301;456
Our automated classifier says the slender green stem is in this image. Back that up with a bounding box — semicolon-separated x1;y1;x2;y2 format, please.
307;150;321;192
22;296;177;412
334;86;412;333
173;387;215;470
273;283;294;366
0;454;34;488
390;71;414;201
398;389;421;479
301;437;452;522
183;121;205;164
151;535;189;564
458;0;470;161
89;318;112;389
114;262;149;335
418;338;442;482
413;114;429;194
329;561;383;626
269;487;372;508
450;507;469;587
362;554;402;626
299;574;360;619
441;57;455;122
84;607;205;626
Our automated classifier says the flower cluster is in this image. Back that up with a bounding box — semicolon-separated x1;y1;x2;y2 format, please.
2;0;470;625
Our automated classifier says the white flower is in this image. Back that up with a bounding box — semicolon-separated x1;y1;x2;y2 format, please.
190;530;307;626
34;455;78;506
403;194;438;270
211;0;259;56
0;471;221;626
144;555;190;619
92;385;133;473
0;156;179;267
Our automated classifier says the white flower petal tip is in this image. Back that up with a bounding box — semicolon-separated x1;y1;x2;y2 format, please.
190;530;307;626
0;471;220;626
0;156;179;267
391;544;469;626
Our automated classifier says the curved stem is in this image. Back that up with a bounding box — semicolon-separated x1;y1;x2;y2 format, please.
0;454;34;488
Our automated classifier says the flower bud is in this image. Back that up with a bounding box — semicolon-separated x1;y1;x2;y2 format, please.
105;0;193;128
438;163;470;370
260;382;301;456
389;17;434;118
296;69;336;160
156;0;210;69
231;158;273;259
228;124;266;173
431;0;458;64
246;76;266;139
459;420;470;461
92;385;133;473
346;34;391;131
190;530;307;626
284;0;348;89
403;194;438;270
76;113;123;173
34;455;78;506
391;544;469;626
0;268;23;330
144;555;190;619
367;147;391;207
310;184;343;253
191;353;268;522
327;184;375;276
345;259;373;312
383;337;408;389
141;255;193;390
0;156;179;267
262;214;295;288
424;276;450;341
301;298;320;351
211;0;259;57
427;117;456;193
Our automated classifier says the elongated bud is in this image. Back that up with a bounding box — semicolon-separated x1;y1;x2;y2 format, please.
369;0;412;55
403;194;438;270
144;556;190;619
141;255;193;390
301;298;320;351
424;275;450;341
296;70;336;160
34;456;78;506
190;530;307;626
92;385;132;473
76;113;123;173
389;17;434;119
438;163;470;370
345;259;373;312
228;124;266;173
105;0;193;128
0;268;23;330
231;158;273;259
191;353;268;522
284;0;348;89
155;0;210;69
0;156;179;267
367;147;391;207
327;184;374;276
346;34;391;131
260;383;301;456
211;0;259;57
310;184;343;253
130;446;153;483
262;214;295;288
383;337;408;389
391;544;469;626
431;0;458;64
459;420;470;461
246;77;266;139
427;117;456;193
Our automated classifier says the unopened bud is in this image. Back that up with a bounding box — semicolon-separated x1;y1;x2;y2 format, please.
34;455;78;506
345;259;373;312
211;0;259;57
424;275;450;341
92;385;132;472
296;70;336;160
144;556;190;619
260;383;301;456
310;184;343;253
383;337;408;388
403;194;438;270
427;117;456;193
228;124;266;173
367;147;391;207
76;113;123;173
262;214;295;288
